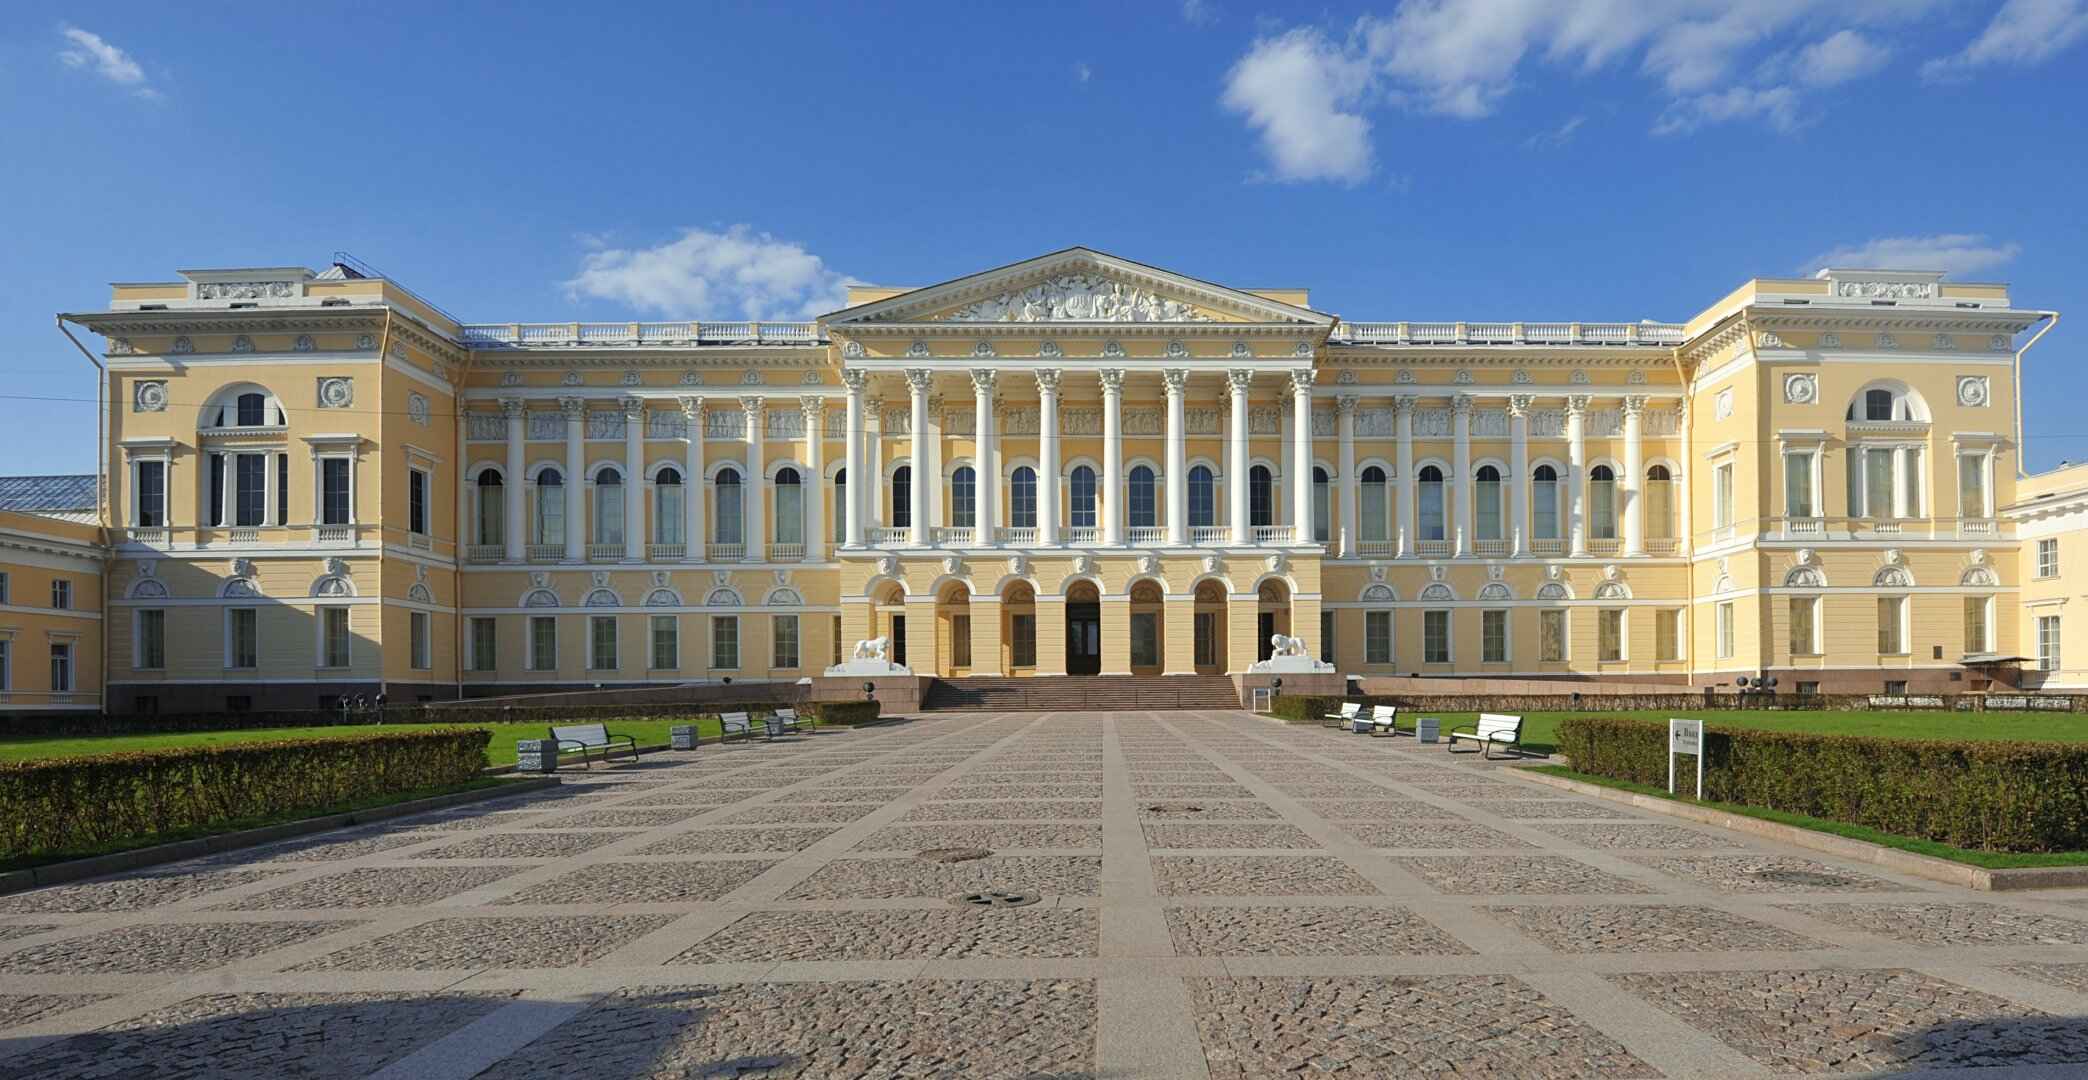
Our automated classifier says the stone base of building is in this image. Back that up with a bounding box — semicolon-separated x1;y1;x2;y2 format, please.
107;681;397;715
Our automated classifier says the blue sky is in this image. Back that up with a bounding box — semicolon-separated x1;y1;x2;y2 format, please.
4;1;2086;474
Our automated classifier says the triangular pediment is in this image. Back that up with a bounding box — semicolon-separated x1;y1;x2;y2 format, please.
823;247;1331;329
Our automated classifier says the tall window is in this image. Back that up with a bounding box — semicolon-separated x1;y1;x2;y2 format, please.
833;469;847;542
1188;465;1215;528
1657;609;1682;661
1129;465;1157;528
1878;596;1906;654
470;617;497;672
533;468;564;545
135;460;166;527
1598;609;1625;661
1714;462;1734;529
475;469;504;546
0;639;9;690
1423;610;1450;663
651;615;678;669
318;458;351;526
1849;447;1920;519
1360;466;1389;541
1069;466;1097;528
1784;451;1815;518
1540;609;1566;662
1965;597;1991;654
773;614;799;669
1790;597;1818;655
1417;465;1445;541
1645;464;1673;538
529;616;556;671
890;466;912;529
951;466;977;528
410;611;431;669
227;608;258;669
278;454;288;526
137;609;165;670
1474;465;1502;541
209;452;223;524
654;467;684;545
1010;466;1037;529
1312;466;1330;542
408;468;429;536
1249;465;1273;527
1716;601;1736;659
235;392;267;427
1862;388;1895;421
50;581;70;610
1011;614;1036;666
1532;465;1560;539
234;453;266;526
589;615;618;670
321;607;351;668
1365;610;1392;664
49;644;71;693
592;468;624;544
1482;609;1508;663
2040;538;2061;579
1588;465;1617;539
712;615;739;669
775;467;803;545
2040;615;2062;672
714;468;743;543
1959;453;1989;519
1130;613;1159;668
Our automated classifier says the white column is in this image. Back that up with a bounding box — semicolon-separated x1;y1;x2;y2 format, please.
1337;395;1358;557
906;369;931;546
560;396;585;562
1452;393;1473;556
971;369;998;546
621;396;645;560
1566;395;1590;557
841;371;865;547
1622;395;1646;556
1508;395;1532;557
680;397;704;561
1393;396;1416;557
802;398;825;562
1279;396;1295;529
1290;369;1315;542
742;396;766;561
1163;370;1188;544
868;395;885;528
1036;369;1061;545
1100;369;1124;545
1227;369;1253;545
926;393;945;533
501;399;525;561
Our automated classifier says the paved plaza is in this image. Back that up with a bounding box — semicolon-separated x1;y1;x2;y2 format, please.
3;712;2088;1077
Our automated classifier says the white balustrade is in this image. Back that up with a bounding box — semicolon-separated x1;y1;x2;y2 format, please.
930;526;969;544
706;542;746;561
1585;538;1621;557
525;544;564;563
1189;525;1228;546
1473;539;1509;557
1531;538;1567;556
1417;539;1452;557
647;543;685;561
586;543;624;562
1128;526;1166;545
460;321;821;348
1061;526;1099;544
124;527;168;545
1644;538;1681;556
1356;541;1398;557
1782;518;1826;539
1958;518;1998;538
409;534;432;550
868;527;907;544
315;525;356;545
1001;526;1039;545
1252;525;1295;545
229;527;259;543
768;543;805;562
465;544;504;564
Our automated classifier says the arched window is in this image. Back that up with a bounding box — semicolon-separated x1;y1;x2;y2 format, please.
1188;465;1216;528
1359;466;1388;542
236;392;268;427
1847;383;1927;422
1312;466;1330;542
1864;388;1893;421
1249;465;1274;528
714;467;743;543
592;467;624;544
1069;466;1097;529
653;467;683;546
532;467;563;546
1532;465;1560;539
205;386;285;428
1010;466;1037;529
833;468;847;543
774;467;802;545
891;465;912;529
1475;465;1503;541
1588;465;1616;540
1418;465;1446;541
950;466;976;529
1129;465;1156;528
475;469;503;547
1646;464;1674;539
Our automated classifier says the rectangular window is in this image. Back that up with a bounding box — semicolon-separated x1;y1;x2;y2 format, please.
1865;448;1895;518
227;608;258;669
409;468;429;535
1959;453;1987;518
711;615;739;669
410;611;431;670
1903;448;1922;517
1656;609;1682;661
1598;609;1624;662
2039;538;2060;579
278;453;289;526
1365;611;1392;664
1789;597;1818;656
1784;451;1815;518
137;609;165;670
50;580;70;610
1481;609;1507;664
321;607;351;668
0;640;7;690
320;458;351;525
950;615;970;668
1320;610;1334;664
1797;680;1819;697
590;615;618;670
1129;612;1159;668
1884;679;1908;696
1716;602;1736;660
651;615;678;670
2039;615;2061;672
1423;610;1450;664
1194;612;1218;667
0;571;8;603
773;614;799;669
209;452;225;525
470;617;497;672
1964;597;1990;655
1011;614;1036;667
49;644;71;693
1713;463;1733;529
136;460;166;527
832;615;843;667
1540;609;1567;662
530;616;557;671
234;452;267;527
1878;596;1906;654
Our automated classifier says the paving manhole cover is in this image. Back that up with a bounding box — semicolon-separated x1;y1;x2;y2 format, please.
1144;803;1205;816
952;890;1041;908
917;847;993;863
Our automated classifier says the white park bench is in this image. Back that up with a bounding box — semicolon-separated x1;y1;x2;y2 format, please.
773;706;811;735
719;711;755;743
1365;704;1401;737
1445;713;1524;759
1323;702;1362;729
549;722;640;769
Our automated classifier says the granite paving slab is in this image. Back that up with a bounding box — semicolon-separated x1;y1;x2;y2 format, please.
1781;901;2088;946
853;823;1104;851
297;914;678;970
0;920;361;974
1338;820;1538;849
409;831;629;860
1141;823;1321;850
1631;855;1903;893
1165;905;1474;956
1151;856;1380;896
903;800;1104;821
496;860;777;905
1463;799;1637;820
1391;856;1655;895
637;826;843;855
782;856;1103;900
0;994;109;1030
1535;823;1744;850
1488;904;1829;953
672;908;1101;962
0;869;285;914
226;866;527;909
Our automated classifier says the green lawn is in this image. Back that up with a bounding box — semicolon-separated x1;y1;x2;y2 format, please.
1350;709;2088;756
0;717;736;767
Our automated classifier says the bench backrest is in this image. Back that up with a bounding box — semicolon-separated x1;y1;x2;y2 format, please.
551;723;610;747
775;707;798;720
1337;702;1362;717
720;711;749;722
1370;705;1398;721
1476;713;1522;738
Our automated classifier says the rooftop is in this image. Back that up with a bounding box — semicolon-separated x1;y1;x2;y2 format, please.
0;474;100;514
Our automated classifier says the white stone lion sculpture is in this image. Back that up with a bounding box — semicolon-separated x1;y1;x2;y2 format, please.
1269;633;1308;657
851;636;890;662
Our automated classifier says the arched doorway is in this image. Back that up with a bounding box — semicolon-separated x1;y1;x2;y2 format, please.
938;582;972;676
1256;579;1292;663
1129;580;1165;675
1065;580;1101;676
873;581;907;668
1193;580;1228;674
1003;582;1037;673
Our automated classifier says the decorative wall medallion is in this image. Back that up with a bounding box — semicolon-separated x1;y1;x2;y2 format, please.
107;338;134;355
1266;553;1287;573
1957;375;1989;407
497;371;520;387
1487;562;1504;581
1754;331;1784;349
407;392;430;426
1037;340;1063;359
1396;369;1416;384
876;556;898;576
1715;388;1734;420
293;335;314;352
1165;340;1189;358
1101;340;1125;358
350;334;372;350
172;336;194;354
905;340;932;358
1884;548;1903;565
1970;547;1987;565
318;377;354;409
227;335;252;353
1783;373;1818;405
941;274;1213;322
1602;564;1620;581
617;370;639;386
1820;332;1840;347
560;370;582;386
1550;563;1565;580
1073;555;1094;574
1008;554;1028;576
1336;369;1357;384
231;557;256;579
389;342;407;362
133;381;167;413
1513;368;1533;384
1428;563;1446;582
1230;341;1252;359
530;572;549;588
741;369;764;385
943;556;963;576
800;370;823;385
712;570;732;586
1797;547;1816;565
1454;368;1473;384
591;570;609;588
1138;554;1160;575
1933;333;1957;350
679;370;701;385
1876;332;1897;350
775;568;792;585
1294;340;1313;357
1202;555;1219;574
1627;369;1647;385
1570;369;1591;385
1369;564;1386;582
842;340;865;359
1991;334;2011;351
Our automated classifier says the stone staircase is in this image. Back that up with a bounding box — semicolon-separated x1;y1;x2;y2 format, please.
922;675;1241;712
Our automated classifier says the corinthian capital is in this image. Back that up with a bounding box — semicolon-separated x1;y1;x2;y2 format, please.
618;395;644;420
1289;368;1318;393
800;396;825;422
840;368;867;392
1034;368;1062;395
1506;394;1535;415
1565;395;1592;414
498;397;524;418
1226;369;1254;395
1098;369;1125;394
1621;395;1649;415
903;368;933;394
557;396;586;419
1337;395;1360;415
677;395;705;420
740;395;766;418
1390;395;1417;414
1162;369;1189;395
1451;393;1475;415
970;368;998;394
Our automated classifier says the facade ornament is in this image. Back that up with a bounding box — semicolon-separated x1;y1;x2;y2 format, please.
1602;564;1620;581
1991;334;2011;351
1161;369;1189;395
1933;333;1957;350
1165;340;1189;358
1506;394;1534;416
590;570;609;588
231;335;254;353
800;397;825;425
942;556;964;576
1227;369;1254;394
561;370;582;386
136;559;157;580
1138;554;1160;575
618;395;644;420
1336;369;1357;384
1073;554;1094;575
1037;340;1063;359
1821;332;1840;348
500;370;523;387
905;340;931;358
107;338;135;356
970;369;998;394
1101;340;1126;358
876;556;898;577
651;570;670;588
318;377;354;409
1512;368;1532;384
970;340;996;358
1620;395;1648;416
1230;341;1252;359
712;569;733;587
839;368;867;392
407;392;430;426
1548;563;1564;580
291;335;314;353
1429;563;1446;582
1369;564;1386;583
1488;562;1505;581
1957;376;1989;407
904;369;934;393
558;396;586;419
1097;369;1125;393
1970;547;1986;565
1877;332;1898;350
741;369;764;385
618;370;641;386
774;568;793;585
1391;395;1417;415
1202;554;1219;574
1784;373;1818;405
1564;395;1592;414
1569;369;1590;385
530;571;549;588
1451;393;1474;415
941;274;1212;323
1453;368;1474;384
324;556;350;578
842;340;865;359
679;370;702;385
1290;368;1317;393
355;334;375;350
798;370;822;385
1294;340;1314;357
172;336;194;354
1266;552;1288;573
1884;548;1903;565
677;395;705;422
1627;369;1647;385
1715;388;1734;420
1336;395;1359;416
1007;554;1028;576
1836;279;1936;300
133;380;168;413
1033;369;1061;394
1396;368;1416;384
230;557;256;580
1796;547;1816;566
1754;331;1785;349
739;396;766;425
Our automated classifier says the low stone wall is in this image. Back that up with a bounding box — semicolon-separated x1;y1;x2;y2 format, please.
433;682;804;711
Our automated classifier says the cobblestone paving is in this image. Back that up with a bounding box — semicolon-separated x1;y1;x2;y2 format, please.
1165;905;1474;956
0;920;360;974
227;866;525;909
1142;823;1321;849
1392;855;1656;895
1487;904;1829;953
2009;963;2088;994
935;783;1104;800
408;830;627;860
673;908;1101;961
1152;855;1380;896
783;855;1103;900
0;925;57;944
1134;799;1281;820
1301;797;1420;818
1782;901;2088;946
249;831;431;861
497;860;777;905
1534;822;1743;850
0;868;282;913
298;915;677;970
1338;820;1537;849
853;823;1104;851
903;799;1102;820
1465;798;1637;820
717;803;882;824
1629;854;1903;893
524;808;706;830
635;825;841;855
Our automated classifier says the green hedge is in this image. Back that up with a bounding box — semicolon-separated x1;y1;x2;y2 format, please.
1556;716;2088;853
805;701;880;725
1269;695;1400;723
0;728;491;862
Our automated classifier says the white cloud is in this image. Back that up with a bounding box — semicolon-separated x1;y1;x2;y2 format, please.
1523;114;1586;149
1654;85;1802;136
1790;29;1891;85
1181;0;1214;26
1806;233;2023;276
1074;61;1092;84
564;226;858;320
1923;0;2088;81
58;25;157;98
1220;28;1375;184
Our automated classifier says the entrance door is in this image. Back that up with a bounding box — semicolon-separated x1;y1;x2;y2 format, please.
1257;612;1276;661
891;615;907;667
1066;603;1101;675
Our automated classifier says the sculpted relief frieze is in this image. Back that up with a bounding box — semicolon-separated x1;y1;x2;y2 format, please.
1122;409;1163;436
937;274;1215;323
1062;409;1101;436
1249;407;1282;435
1355;408;1394;438
1472;409;1509;437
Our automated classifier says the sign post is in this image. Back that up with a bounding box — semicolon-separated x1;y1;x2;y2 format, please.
1667;718;1704;799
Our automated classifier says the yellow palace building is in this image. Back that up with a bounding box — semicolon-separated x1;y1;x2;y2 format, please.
15;246;2072;713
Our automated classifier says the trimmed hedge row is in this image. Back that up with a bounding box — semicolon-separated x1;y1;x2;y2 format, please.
1555;716;2088;853
0;728;491;863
